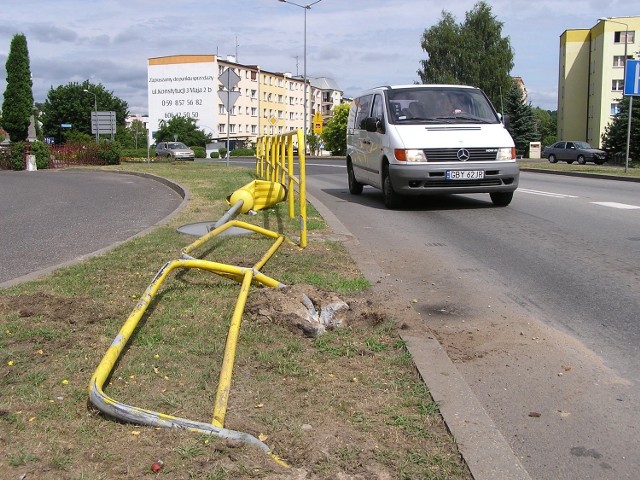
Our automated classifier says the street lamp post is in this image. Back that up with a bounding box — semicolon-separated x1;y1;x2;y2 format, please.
83;89;99;144
600;17;632;173
278;0;323;153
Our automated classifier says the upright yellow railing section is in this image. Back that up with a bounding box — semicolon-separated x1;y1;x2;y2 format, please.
256;129;307;248
88;176;297;467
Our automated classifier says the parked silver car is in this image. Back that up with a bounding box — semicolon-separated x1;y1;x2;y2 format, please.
155;142;195;161
542;141;607;165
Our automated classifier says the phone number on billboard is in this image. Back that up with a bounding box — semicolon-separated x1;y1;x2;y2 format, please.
164;112;199;119
162;99;203;107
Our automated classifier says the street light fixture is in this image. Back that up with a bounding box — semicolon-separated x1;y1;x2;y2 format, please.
83;88;99;144
599;17;632;173
278;0;324;153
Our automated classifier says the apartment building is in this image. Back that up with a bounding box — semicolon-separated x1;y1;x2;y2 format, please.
558;16;639;147
147;54;342;149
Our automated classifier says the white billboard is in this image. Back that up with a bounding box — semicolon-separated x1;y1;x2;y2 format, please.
147;56;218;141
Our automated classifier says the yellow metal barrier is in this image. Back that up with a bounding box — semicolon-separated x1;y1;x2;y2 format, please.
89;182;294;468
256;129;307;248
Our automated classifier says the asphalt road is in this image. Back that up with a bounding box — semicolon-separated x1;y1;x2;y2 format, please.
302;160;640;480
0;169;185;287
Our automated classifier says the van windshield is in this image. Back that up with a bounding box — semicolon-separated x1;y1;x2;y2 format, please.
387;87;500;125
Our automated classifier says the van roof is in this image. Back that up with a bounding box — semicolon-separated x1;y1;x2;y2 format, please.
356;84;478;96
386;84;476;90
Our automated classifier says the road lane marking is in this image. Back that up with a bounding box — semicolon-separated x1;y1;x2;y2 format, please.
591;202;640;210
518;188;578;198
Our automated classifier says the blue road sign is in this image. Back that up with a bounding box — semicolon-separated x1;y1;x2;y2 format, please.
624;60;640;96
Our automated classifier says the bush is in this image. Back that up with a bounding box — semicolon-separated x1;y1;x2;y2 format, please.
191;146;205;159
219;147;227;158
9;141;26;170
230;148;255;157
210;151;220;159
120;148;150;159
97;141;121;165
29;141;51;169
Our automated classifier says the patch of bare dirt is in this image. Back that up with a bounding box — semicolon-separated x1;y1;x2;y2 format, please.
0;291;119;325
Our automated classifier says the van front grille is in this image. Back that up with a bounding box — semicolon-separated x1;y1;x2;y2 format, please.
424;148;499;162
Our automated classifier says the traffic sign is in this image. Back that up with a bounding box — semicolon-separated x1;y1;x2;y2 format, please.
624;60;640;96
219;68;241;91
312;111;323;134
90;111;116;135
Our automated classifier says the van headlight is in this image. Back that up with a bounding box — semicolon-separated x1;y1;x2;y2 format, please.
394;149;427;162
496;147;515;161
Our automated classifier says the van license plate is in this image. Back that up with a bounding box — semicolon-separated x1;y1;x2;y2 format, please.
446;170;485;180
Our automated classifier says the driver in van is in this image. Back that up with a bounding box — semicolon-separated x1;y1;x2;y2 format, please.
437;94;465;115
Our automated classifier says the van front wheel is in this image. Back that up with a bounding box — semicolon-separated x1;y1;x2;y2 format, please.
347;160;363;195
490;191;513;207
382;167;402;209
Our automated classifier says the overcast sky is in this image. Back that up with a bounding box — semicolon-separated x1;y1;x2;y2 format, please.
0;1;635;115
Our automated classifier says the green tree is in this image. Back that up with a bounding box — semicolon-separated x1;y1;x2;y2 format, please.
504;80;539;156
117;119;148;149
1;34;34;142
41;80;128;143
153;115;213;147
533;107;557;148
306;132;320;155
418;1;514;109
321;104;349;156
601;97;640;163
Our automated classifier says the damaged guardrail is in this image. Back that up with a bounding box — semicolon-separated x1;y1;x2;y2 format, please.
88;144;305;467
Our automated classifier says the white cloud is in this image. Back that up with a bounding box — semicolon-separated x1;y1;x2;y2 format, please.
0;0;634;113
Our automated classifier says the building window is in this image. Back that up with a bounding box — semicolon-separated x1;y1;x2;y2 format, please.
251;89;257;99
612;79;624;91
219;105;226;114
251;107;257;116
218;124;225;133
611;103;622;115
614;31;635;44
229;124;236;133
613;55;626;67
251;125;257;134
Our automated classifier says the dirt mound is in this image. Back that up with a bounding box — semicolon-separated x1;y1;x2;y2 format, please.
245;284;389;337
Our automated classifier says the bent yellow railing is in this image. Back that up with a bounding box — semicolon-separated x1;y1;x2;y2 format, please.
256;129;307;248
89;181;292;468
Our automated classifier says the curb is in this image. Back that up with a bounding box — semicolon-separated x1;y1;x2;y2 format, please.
519;167;640;183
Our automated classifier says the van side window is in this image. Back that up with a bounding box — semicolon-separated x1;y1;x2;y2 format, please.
371;94;385;132
355;95;372;130
371;94;383;120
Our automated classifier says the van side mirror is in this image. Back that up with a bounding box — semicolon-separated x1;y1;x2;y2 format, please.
364;116;384;133
501;114;510;130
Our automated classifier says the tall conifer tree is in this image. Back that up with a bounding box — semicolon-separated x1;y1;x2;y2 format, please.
1;33;34;142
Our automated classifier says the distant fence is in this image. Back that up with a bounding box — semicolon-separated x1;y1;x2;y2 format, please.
49;145;108;168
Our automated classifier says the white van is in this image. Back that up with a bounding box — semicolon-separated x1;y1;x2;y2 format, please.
346;84;519;208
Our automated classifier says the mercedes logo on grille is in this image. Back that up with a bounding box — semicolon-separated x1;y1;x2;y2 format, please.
457;148;470;161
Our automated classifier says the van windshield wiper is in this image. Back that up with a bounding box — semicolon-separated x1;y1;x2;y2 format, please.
395;117;443;124
433;115;492;124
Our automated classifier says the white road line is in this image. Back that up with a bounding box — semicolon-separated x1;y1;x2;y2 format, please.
591;202;640;210
518;188;578;198
307;162;345;168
